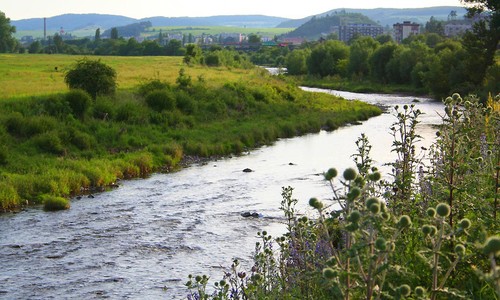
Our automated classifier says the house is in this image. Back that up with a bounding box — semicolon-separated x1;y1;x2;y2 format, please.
334;24;384;43
393;21;420;43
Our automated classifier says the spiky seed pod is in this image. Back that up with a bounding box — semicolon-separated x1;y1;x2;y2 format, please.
348;210;361;223
415;286;426;297
426;208;436;218
309;197;323;210
345;222;358;232
382;212;391;221
398;284;411;297
445;97;453;105
325;168;338;181
436;203;451;217
459;218;471;229
323;268;337;279
455;244;466;256
375;237;387;251
370;203;381;214
195;275;202;282
369;172;382;181
365;197;380;210
348;187;361;201
422;225;431;236
483;236;500;256
398;215;412;228
343;168;357;181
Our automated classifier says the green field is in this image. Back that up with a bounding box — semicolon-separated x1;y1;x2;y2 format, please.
0;54;262;98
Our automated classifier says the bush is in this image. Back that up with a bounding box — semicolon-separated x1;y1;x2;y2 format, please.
145;90;176;112
64;58;117;100
137;79;171;97
33;132;65;155
64;89;92;119
42;194;70;211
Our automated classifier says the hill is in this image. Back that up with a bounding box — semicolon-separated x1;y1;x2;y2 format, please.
277;6;468;28
12;14;289;36
283;12;378;40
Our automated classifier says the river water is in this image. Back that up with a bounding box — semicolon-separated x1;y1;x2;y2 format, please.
0;89;443;299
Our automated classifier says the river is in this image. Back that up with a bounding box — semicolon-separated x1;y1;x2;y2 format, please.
0;89;443;299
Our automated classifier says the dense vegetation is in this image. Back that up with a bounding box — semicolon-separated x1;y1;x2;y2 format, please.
285;34;499;99
186;93;500;299
0;55;381;211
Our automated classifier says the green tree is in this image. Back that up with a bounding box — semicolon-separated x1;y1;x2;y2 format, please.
28;40;42;54
94;28;101;42
183;44;202;65
247;33;261;44
53;33;64;53
110;27;119;40
165;39;184;56
348;36;379;79
461;0;500;91
425;16;445;35
369;42;398;83
307;40;349;77
285;48;310;75
64;58;117;100
0;11;17;53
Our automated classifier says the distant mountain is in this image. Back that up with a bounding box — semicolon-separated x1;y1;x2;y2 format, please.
12;14;137;32
277;6;468;28
12;14;290;33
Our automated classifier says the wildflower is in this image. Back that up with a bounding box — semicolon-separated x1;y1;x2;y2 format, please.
436;203;451;217
343;168;357;181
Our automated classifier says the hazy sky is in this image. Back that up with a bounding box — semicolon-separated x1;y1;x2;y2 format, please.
4;0;464;21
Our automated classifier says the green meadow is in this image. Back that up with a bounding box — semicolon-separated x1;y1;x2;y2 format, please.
0;54;381;211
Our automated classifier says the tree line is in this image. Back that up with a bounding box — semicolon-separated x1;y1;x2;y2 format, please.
285;30;498;99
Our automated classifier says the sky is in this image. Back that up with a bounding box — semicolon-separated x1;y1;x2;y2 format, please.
3;0;465;21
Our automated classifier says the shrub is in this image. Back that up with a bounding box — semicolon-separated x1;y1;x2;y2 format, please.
176;91;197;114
64;58;117;100
145;90;176;112
64;89;92;119
33;131;65;155
41;194;70;211
92;97;116;120
137;79;171;97
0;182;20;211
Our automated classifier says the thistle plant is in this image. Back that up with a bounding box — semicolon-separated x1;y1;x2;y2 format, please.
418;203;470;299
385;104;424;216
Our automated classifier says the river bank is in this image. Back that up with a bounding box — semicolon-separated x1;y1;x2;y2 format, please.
0;66;381;212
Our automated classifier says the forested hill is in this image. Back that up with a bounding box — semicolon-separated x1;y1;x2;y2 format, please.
12;14;289;32
277;6;467;28
283;13;377;40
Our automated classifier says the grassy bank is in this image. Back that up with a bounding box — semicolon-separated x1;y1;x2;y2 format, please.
289;74;430;96
0;54;382;211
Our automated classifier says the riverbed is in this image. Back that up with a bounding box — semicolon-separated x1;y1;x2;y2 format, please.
0;89;443;299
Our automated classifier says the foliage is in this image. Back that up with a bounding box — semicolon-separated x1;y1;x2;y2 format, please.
64;58;117;100
64;89;92;119
307;40;349;77
0;11;17;53
41;194;70;211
